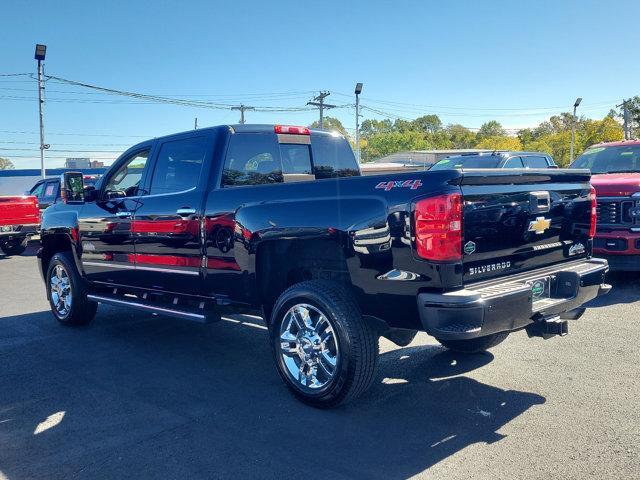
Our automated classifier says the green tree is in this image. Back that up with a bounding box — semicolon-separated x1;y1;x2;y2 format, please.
309;116;349;137
475;136;523;151
411;115;442;134
363;131;431;160
476;121;505;141
0;157;15;170
446;124;477;148
360;119;393;137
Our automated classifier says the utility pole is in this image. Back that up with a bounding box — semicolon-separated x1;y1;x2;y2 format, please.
35;44;47;178
307;91;335;130
194;117;198;130
231;104;255;124
617;99;631;140
570;97;582;163
354;83;363;163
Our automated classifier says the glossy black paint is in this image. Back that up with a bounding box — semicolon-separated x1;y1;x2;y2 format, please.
40;125;597;332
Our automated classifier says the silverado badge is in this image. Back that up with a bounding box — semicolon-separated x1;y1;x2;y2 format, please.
528;216;551;235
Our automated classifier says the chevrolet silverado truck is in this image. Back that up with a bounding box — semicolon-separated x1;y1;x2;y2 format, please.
570;140;640;270
0;195;39;255
39;124;610;408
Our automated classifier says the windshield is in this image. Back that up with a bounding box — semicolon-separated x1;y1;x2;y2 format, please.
430;155;501;170
571;145;640;173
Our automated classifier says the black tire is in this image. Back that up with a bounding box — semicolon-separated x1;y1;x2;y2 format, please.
46;251;97;326
270;280;379;408
1;237;27;256
437;332;509;353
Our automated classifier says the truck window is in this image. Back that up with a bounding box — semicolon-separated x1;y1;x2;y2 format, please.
310;134;359;179
149;137;207;195
503;157;524;168
43;181;58;201
30;181;45;198
104;150;149;198
222;134;283;187
523;156;549;168
280;144;312;174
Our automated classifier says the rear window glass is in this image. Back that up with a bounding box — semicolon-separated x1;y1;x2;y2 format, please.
222;134;283;187
523;156;549;168
571;145;640;174
280;144;312;174
430;155;501;170
310;134;359;179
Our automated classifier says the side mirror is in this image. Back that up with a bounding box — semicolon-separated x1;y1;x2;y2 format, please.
61;171;85;204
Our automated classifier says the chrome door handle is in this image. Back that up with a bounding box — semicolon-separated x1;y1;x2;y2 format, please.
176;208;196;216
115;211;132;218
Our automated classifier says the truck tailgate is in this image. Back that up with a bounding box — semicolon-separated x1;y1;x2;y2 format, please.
460;169;593;283
0;196;40;226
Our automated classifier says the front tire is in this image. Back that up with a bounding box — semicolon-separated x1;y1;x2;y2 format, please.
437;332;509;353
270;280;379;408
46;251;97;326
1;237;27;256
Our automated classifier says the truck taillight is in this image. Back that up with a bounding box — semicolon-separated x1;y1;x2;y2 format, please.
274;125;310;135
589;186;597;238
414;193;462;261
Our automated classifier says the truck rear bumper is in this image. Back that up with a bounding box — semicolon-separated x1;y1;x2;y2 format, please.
0;224;39;240
417;258;609;340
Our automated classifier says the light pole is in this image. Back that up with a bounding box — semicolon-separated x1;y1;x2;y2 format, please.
354;82;363;163
35;44;47;178
570;97;582;164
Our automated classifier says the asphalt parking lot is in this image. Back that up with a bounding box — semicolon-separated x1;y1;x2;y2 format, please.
0;244;638;480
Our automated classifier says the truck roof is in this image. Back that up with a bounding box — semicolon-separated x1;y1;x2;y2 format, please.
589;139;640;148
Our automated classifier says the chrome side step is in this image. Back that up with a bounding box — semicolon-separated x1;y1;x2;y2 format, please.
87;294;213;323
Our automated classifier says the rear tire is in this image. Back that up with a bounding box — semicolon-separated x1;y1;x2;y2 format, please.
1;237;27;256
46;251;97;326
270;280;379;408
437;332;509;353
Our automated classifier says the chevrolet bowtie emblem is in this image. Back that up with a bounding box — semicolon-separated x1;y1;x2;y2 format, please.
528;217;551;235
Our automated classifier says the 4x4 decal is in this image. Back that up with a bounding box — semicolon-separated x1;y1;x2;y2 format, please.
375;179;423;191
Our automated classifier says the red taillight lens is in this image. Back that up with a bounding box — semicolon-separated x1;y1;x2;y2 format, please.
414;193;463;261
274;125;310;135
589;185;597;238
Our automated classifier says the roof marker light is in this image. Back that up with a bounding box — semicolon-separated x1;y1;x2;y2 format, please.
274;125;310;135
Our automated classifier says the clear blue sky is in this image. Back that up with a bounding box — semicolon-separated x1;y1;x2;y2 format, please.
1;0;639;168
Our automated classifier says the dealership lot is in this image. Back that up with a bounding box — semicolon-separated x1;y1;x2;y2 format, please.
0;244;638;480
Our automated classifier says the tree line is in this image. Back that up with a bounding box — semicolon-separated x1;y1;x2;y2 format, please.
310;97;640;167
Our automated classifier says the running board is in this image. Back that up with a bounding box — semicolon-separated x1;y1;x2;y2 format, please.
87;294;217;323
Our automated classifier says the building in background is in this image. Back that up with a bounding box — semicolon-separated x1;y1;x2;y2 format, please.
65;157;91;169
90;160;105;168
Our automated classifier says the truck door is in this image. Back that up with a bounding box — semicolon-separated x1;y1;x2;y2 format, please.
130;134;212;294
79;148;151;285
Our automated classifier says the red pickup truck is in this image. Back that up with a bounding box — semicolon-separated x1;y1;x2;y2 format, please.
570;140;640;270
0;195;40;255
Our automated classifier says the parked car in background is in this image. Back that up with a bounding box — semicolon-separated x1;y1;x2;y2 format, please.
570;140;640;270
28;174;101;211
0;195;39;255
430;151;557;170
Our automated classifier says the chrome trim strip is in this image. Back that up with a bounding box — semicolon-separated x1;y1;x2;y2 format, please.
87;294;206;321
82;261;199;275
82;262;134;270
136;265;200;275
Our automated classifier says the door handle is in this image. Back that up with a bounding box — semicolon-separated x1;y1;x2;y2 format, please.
115;211;132;218
176;208;196;216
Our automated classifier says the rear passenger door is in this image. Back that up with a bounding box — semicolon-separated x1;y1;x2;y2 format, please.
503;156;524;168
131;134;214;293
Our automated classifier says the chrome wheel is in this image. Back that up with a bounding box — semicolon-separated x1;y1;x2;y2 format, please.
278;303;339;390
50;264;72;317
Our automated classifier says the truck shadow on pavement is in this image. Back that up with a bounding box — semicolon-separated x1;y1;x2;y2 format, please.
0;309;545;480
584;271;640;308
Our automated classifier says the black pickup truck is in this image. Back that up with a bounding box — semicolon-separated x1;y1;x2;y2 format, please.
39;124;609;408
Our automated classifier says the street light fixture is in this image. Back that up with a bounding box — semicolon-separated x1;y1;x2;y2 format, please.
355;83;363;163
570;97;582;164
35;44;47;178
